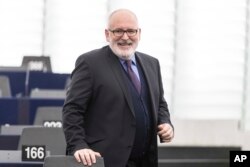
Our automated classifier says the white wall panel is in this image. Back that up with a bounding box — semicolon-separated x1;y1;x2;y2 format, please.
173;0;247;119
0;0;44;66
43;0;107;73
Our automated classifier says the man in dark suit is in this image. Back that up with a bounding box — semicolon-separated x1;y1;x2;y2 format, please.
62;9;174;167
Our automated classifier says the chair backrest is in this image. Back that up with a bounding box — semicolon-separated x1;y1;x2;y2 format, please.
33;106;62;127
43;155;105;167
0;125;38;135
0;66;26;71
21;56;52;72
30;88;66;99
18;127;66;155
0;75;11;97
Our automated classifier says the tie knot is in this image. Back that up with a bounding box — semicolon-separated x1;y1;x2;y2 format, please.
126;60;132;68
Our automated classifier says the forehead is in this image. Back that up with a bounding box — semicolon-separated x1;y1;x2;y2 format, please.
108;10;138;29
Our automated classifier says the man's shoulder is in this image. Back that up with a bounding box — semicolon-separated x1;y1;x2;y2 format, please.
135;51;158;63
74;46;110;68
78;46;110;60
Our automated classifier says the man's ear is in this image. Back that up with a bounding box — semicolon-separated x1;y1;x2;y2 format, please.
138;28;141;41
105;29;110;42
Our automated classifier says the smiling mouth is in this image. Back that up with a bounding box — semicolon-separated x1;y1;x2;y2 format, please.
118;42;132;47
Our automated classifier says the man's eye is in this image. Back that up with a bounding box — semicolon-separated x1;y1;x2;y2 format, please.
127;30;135;33
114;30;123;33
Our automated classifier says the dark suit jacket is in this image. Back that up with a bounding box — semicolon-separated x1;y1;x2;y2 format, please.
63;46;172;167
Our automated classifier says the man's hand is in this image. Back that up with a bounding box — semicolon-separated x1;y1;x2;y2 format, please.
157;123;174;143
74;148;101;166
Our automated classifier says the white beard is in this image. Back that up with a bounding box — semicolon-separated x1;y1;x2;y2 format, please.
109;43;136;60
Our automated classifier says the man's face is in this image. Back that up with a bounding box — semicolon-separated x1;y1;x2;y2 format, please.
105;11;141;60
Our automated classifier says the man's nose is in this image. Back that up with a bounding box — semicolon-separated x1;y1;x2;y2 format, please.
121;32;129;39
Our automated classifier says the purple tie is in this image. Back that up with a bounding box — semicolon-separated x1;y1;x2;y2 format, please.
126;60;141;94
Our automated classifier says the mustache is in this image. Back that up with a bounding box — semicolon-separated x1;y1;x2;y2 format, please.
117;40;133;45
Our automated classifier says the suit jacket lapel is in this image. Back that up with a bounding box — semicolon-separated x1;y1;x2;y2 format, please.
136;53;157;122
105;48;135;117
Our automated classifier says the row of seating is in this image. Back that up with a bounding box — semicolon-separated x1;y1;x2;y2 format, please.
0;106;63;150
0;106;63;135
0;97;65;125
0;153;104;167
0;127;104;167
0;57;95;166
0;55;71;98
0;72;69;98
0;103;102;166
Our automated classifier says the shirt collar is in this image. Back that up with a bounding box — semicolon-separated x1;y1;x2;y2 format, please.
119;54;137;66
